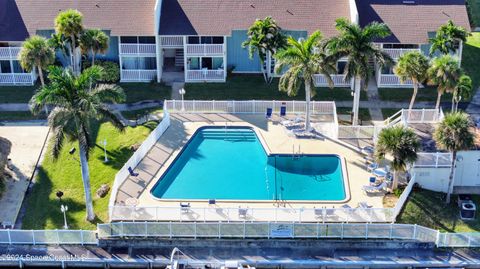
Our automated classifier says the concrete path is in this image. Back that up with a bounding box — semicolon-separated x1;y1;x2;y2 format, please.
171;82;185;100
0;241;480;268
366;78;384;121
466;87;480;123
0;124;49;228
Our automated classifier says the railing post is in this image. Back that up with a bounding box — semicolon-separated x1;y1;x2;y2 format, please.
169;221;173;238
292;100;295;113
194;221;197;239
243;222;246;239
435;152;439;167
435;230;441;247
80;230;84;246
421;108;425;122
341;223;344;239
218;222;221;239
365;223;369;239
121;222;125;237
31;230;36;245
389;224;394;239
413;224;417;240
7;229;11;245
56;229;60;245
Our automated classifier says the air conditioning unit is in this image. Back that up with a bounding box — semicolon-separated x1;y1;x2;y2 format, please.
460;202;476;220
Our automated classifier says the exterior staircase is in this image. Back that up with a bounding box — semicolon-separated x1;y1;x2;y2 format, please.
175;49;184;68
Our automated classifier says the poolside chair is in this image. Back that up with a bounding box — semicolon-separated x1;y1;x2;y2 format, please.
180;202;191;213
314;207;324;219
367;162;378;172
280;106;287;117
357;202;372;208
238;207;248;219
362;181;387;194
266;108;273;119
128;166;139;177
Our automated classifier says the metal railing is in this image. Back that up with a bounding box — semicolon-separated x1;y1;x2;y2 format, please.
185;44;224;56
313;74;352;87
97;222;438;242
108;111;171;218
393;176;416;218
109;206;395;223
0;73;35;85
383;48;420;59
119;44;156;54
164;100;336;116
186;69;225;82
121;69;157;82
160;36;184;47
0;229;97;245
402;108;442;123
0;47;21;59
414;152;452;168
378;74;413;87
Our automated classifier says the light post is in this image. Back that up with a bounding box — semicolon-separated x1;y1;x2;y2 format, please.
60;205;69;229
179;88;186;111
103;138;108;163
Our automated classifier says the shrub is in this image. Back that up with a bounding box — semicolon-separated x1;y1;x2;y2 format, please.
83;60;120;83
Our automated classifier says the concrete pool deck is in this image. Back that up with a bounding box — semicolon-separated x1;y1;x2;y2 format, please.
114;112;387;222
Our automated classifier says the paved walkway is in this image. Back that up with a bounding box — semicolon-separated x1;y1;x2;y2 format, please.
0;123;49;228
366;78;384;121
170;82;185;100
466;87;480;123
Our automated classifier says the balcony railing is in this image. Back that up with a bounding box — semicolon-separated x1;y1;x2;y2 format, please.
383;48;420;59
121;70;156;82
378;74;413;87
186;69;225;82
0;47;21;59
160;36;184;47
0;73;35;85
119;44;156;55
313;74;351;87
185;44;224;56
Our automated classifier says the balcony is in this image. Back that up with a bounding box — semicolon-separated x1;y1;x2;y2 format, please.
313;74;352;88
0;73;35;85
121;70;156;82
383;48;420;59
119;44;156;55
0;47;21;60
378;74;414;87
186;69;225;82
185;44;224;56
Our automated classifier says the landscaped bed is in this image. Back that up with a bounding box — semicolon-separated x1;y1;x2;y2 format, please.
185;75;367;101
22;121;158;230
397;188;480;232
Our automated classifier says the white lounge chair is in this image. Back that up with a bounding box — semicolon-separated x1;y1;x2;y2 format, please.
367;162;378;172
362;181;387;193
357;202;372;208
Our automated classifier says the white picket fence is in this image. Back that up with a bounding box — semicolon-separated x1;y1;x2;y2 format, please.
0;230;97;245
108;111;171;218
164;100;336;116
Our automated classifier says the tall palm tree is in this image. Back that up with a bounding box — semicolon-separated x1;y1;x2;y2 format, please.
48;33;70;61
393;51;429;118
30;66;126;221
427;55;462;111
452;75;472;112
328;18;394;125
430;20;468;56
242;17;287;83
434;112;474;203
18;35;55;86
274;31;336;131
375;126;420;190
80;29;110;66
54;9;84;75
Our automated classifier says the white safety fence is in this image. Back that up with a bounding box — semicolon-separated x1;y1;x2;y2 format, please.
108;111;171;218
393;176;417;218
164;100;336;116
0;230;97;245
109;206;395;223
97;222;438;243
414;152;452;168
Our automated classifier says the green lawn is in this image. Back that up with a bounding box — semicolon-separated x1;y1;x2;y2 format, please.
467;0;480;28
336;107;372;124
463;32;480;91
0;86;37;103
397;188;480;232
185;75;367;101
120;83;171;103
378;87;453;102
381;108;402;120
22;121;158;230
120;108;162;120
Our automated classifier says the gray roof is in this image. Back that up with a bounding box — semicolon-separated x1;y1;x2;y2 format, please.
0;0;29;41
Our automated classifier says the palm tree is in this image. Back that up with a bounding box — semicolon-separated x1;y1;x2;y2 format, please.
375;126;420;190
30;66;126;221
18;35;55;86
242;17;287;83
427;55;462;111
434;112;475;203
328;18;394;125
274;31;336;131
452;75;472;112
54;9;84;75
430;20;468;56
393;51;429;118
80;29;110;66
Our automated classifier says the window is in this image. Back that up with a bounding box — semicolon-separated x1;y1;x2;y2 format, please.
382;43;419;49
212;36;224;44
337;61;346;74
381;66;394;74
120;36;138;43
0;61;11;73
188;57;200;70
212;57;224;69
12;61;26;73
139;36;155;44
201;57;212;69
122;57;157;70
188;36;200;44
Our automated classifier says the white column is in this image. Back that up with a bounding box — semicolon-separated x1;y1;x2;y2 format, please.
223;36;227;81
9;60;15;85
118;38;123;82
155;35;163;82
183;36;188;82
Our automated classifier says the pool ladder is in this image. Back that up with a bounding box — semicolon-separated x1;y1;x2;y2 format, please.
292;144;302;160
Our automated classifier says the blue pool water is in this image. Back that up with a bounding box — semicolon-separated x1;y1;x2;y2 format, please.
151;127;347;201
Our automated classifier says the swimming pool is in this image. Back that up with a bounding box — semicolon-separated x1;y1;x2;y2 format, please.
151;127;348;202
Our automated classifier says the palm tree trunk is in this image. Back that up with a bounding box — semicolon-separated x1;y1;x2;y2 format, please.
260;61;268;83
408;81;418;121
305;80;312;131
392;170;398;191
446;151;457;204
78;143;95;221
71;34;78;75
352;76;361;125
451;95;455;112
91;49;95;66
37;65;45;86
435;91;442;112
